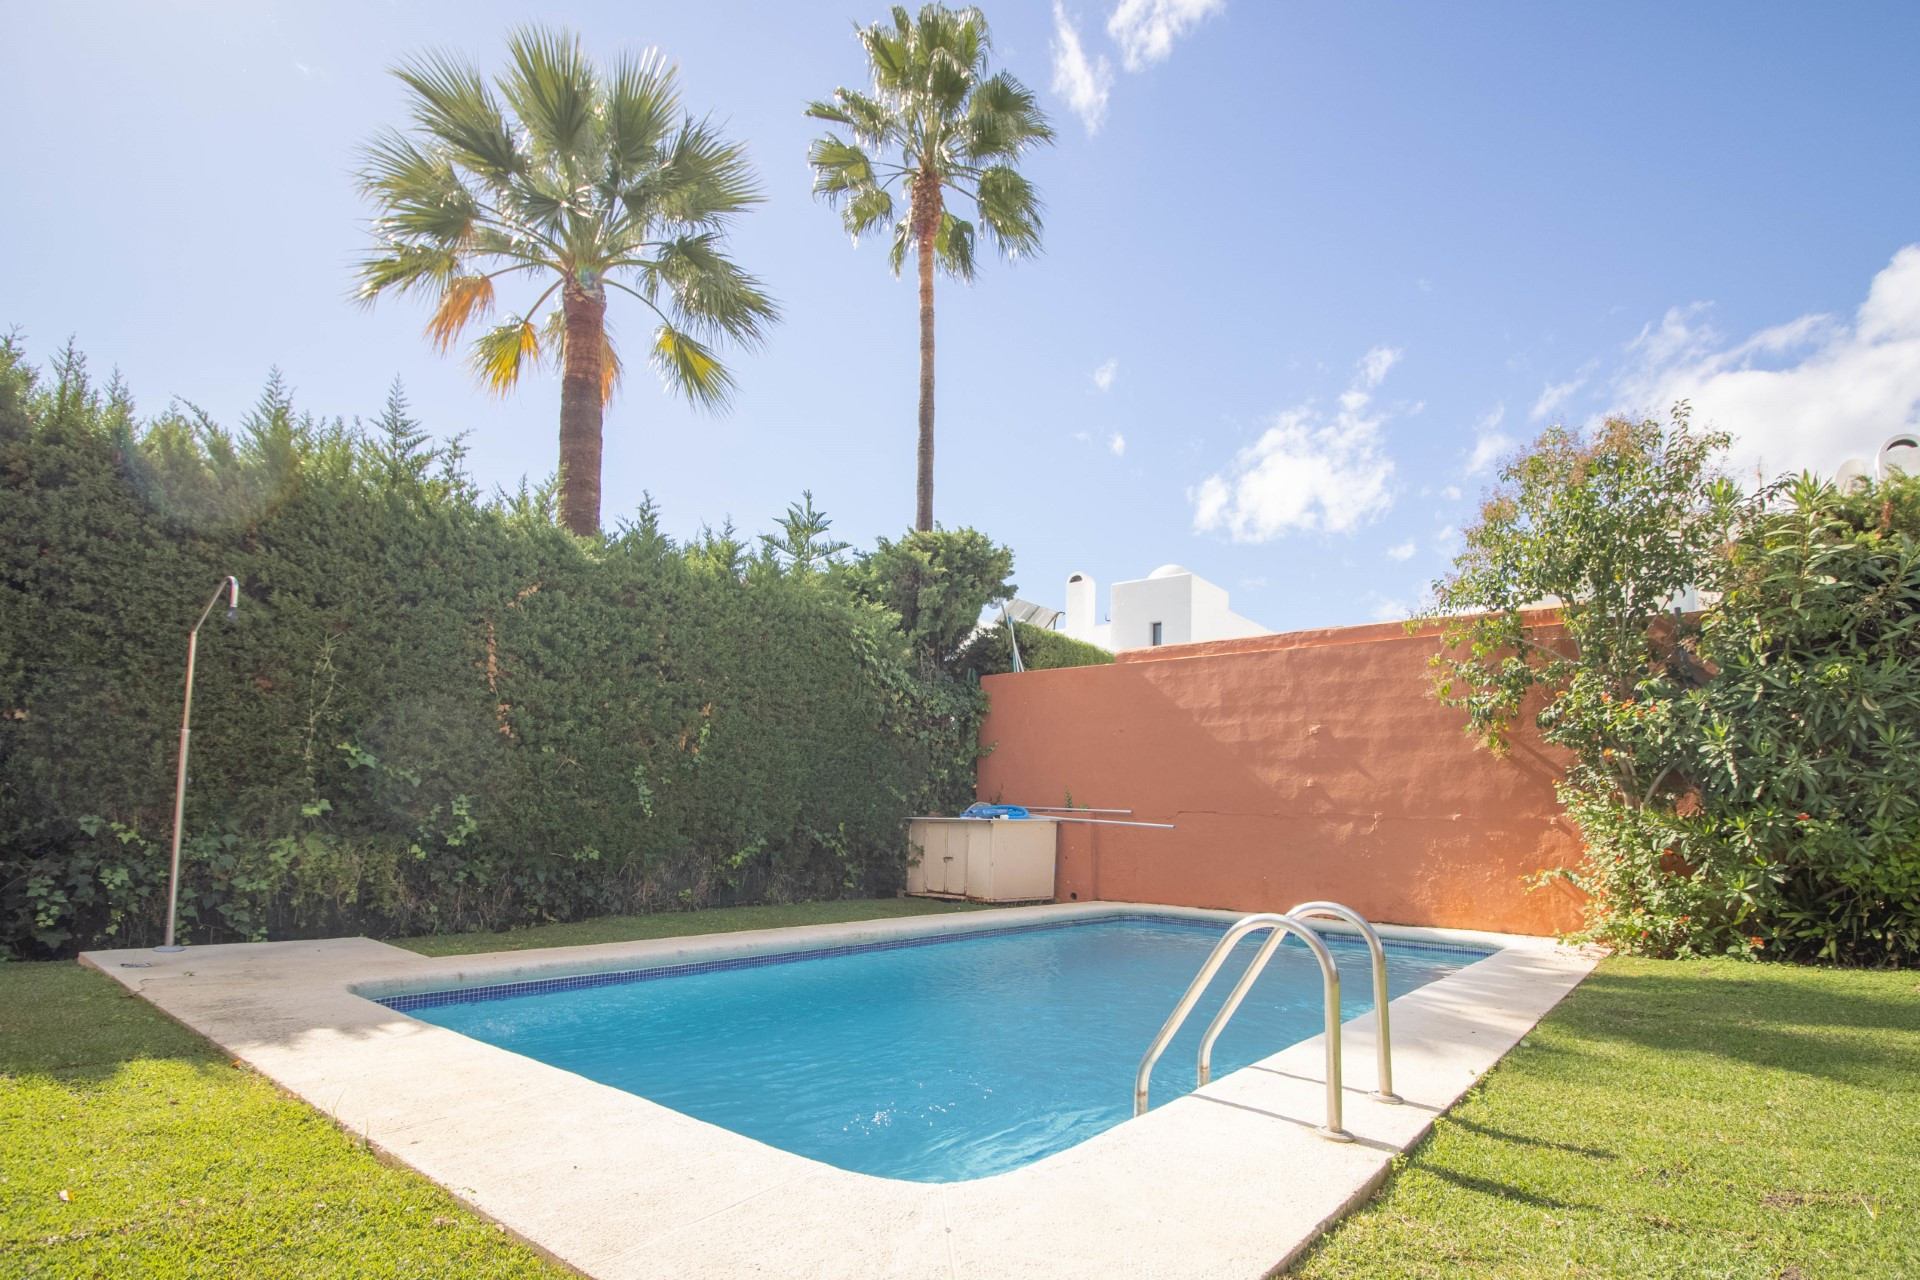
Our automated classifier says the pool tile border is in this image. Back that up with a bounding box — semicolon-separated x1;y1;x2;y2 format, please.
378;910;1493;1013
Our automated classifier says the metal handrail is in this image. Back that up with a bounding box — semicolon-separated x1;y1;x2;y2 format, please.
1284;901;1401;1104
1134;912;1351;1142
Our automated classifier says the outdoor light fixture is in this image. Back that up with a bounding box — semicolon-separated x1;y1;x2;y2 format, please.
157;575;240;952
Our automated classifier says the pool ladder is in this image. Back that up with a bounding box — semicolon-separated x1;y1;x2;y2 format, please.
1132;901;1401;1142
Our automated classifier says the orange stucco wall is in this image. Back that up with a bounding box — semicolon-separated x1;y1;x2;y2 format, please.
975;616;1584;936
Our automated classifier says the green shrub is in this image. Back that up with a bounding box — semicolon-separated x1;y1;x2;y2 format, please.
0;339;982;957
1635;475;1920;963
1427;409;1920;965
844;528;1016;667
952;619;1113;678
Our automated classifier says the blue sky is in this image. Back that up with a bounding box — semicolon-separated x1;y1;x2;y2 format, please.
5;1;1918;631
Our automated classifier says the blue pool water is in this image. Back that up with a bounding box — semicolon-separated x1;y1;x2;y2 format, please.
394;917;1486;1182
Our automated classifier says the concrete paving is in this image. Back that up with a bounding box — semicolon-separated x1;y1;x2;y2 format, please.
81;902;1599;1279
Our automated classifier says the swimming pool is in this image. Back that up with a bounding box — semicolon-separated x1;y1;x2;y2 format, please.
387;916;1488;1182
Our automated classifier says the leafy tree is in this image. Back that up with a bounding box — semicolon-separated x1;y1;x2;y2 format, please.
806;4;1052;531
847;528;1014;667
1424;407;1739;783
354;26;779;537
1427;408;1920;964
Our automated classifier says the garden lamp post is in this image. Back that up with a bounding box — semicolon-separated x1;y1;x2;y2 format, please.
157;576;240;952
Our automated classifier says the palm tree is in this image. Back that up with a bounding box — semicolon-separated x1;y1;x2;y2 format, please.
355;26;778;537
806;5;1052;532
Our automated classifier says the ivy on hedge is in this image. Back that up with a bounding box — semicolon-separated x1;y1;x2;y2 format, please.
0;340;985;957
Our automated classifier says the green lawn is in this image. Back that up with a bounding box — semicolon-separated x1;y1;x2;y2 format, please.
0;959;568;1280
1286;957;1920;1279
389;895;995;957
5;906;1915;1280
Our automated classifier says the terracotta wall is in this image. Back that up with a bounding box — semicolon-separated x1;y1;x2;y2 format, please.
975;617;1584;936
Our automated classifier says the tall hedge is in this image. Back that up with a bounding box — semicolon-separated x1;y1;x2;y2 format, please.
0;341;981;956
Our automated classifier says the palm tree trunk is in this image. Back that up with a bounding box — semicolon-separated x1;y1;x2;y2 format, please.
558;288;607;537
914;184;939;533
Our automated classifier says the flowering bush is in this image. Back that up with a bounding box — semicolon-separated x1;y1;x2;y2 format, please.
1428;409;1920;965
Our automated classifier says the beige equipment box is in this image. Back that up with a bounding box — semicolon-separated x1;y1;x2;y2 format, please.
905;817;1057;902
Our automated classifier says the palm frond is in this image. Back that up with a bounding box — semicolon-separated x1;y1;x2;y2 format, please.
356;131;482;247
887;216;913;276
501;26;601;169
647;235;779;345
426;275;496;351
808;135;880;197
806;88;899;150
627;119;763;230
963;72;1054;161
933;212;976;282
499;170;573;241
858;12;913;93
468;319;542;394
807;136;898;243
603;50;678;181
354;244;461;303
600;324;623;404
390;50;521;181
651;324;736;409
924;46;976;115
976;165;1043;259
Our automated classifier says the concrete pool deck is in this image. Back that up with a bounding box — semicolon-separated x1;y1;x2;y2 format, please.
81;902;1599;1279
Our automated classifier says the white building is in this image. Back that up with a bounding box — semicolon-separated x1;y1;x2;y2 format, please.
1060;565;1269;652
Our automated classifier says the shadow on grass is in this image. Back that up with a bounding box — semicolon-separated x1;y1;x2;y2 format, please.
1423;1165;1592;1212
1545;964;1920;1089
0;961;216;1083
1445;1114;1617;1160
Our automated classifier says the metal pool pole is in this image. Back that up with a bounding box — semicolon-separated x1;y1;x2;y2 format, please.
157;576;240;953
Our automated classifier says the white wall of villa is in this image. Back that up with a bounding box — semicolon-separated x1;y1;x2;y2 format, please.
1060;564;1269;651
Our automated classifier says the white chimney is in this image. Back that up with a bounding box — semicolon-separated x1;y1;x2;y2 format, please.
1064;572;1097;638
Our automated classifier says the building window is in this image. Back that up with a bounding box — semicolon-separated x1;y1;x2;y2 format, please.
1150;621;1163;646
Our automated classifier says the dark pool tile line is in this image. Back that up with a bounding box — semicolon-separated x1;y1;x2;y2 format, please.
376;912;1492;1013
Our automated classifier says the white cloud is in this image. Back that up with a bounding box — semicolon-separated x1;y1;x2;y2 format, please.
1368;595;1412;623
1531;373;1587;422
1071;430;1092;443
1191;346;1400;541
1386;539;1416;561
1434;524;1461;554
1109;432;1127;456
1051;5;1114;134
1107;0;1226;71
1440;484;1462;500
1358;345;1400;388
1465;404;1512;475
1092;357;1118;391
1612;245;1920;478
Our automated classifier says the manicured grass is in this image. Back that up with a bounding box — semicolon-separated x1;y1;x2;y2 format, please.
389;895;996;956
0;962;567;1279
1286;957;1920;1279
